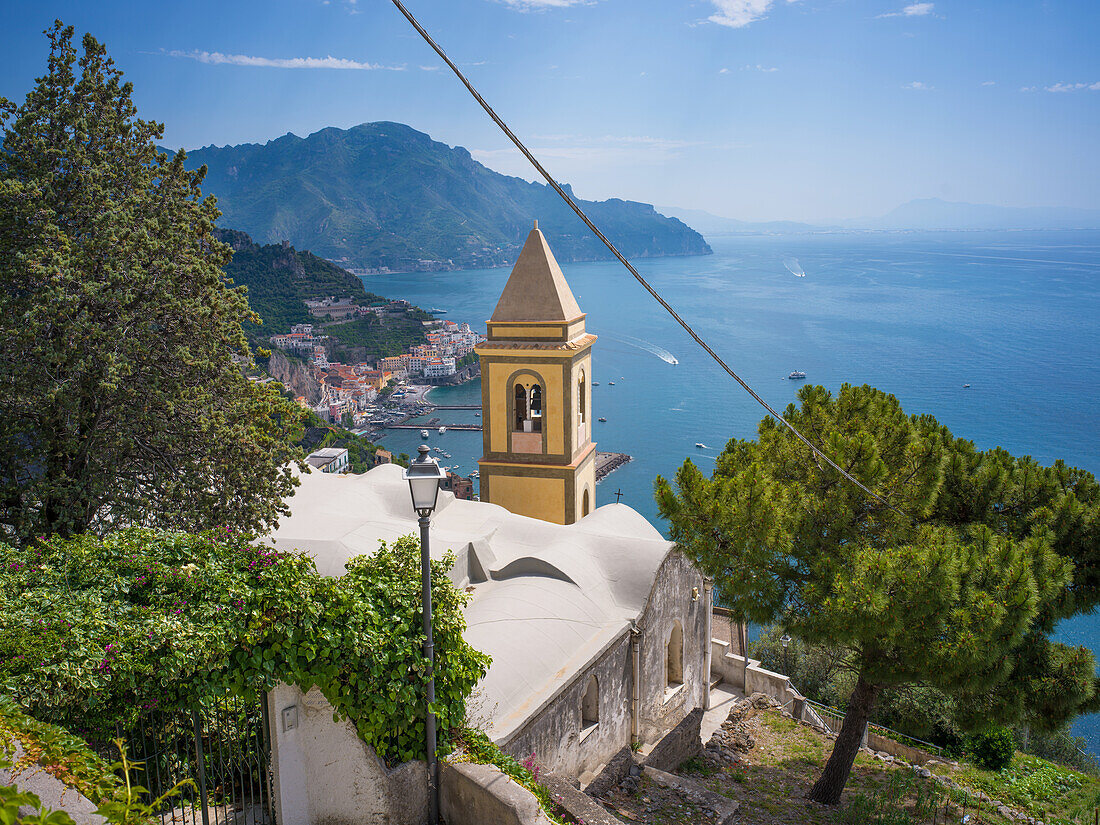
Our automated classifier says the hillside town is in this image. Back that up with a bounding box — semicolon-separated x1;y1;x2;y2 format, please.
268;303;485;427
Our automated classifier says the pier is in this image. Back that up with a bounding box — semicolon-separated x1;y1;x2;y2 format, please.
595;451;632;482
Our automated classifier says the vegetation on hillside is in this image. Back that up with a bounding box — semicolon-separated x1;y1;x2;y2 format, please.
0;23;303;544
181;121;712;272
657;383;1099;804
216;227;430;361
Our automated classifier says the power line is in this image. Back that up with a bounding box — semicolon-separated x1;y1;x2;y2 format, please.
389;0;900;515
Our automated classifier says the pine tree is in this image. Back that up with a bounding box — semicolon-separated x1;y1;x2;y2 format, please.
656;383;1098;804
0;22;305;543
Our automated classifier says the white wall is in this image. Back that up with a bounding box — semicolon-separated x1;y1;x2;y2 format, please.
267;683;427;825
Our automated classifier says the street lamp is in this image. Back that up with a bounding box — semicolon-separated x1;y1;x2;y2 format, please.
404;444;448;825
780;633;792;680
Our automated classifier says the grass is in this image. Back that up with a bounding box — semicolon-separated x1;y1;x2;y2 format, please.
933;752;1100;823
672;707;1100;825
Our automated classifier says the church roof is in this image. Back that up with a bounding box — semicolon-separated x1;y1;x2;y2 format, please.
490;223;584;323
267;464;673;743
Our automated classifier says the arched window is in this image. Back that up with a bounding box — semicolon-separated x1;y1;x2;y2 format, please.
514;384;528;430
582;488;591;517
581;675;599;730
578;371;586;423
666;621;684;694
529;385;543;432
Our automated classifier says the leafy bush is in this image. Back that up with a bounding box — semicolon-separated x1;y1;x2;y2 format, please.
0;529;490;763
969;727;1016;771
839;770;942;824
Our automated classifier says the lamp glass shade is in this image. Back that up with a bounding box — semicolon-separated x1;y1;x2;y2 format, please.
404;444;447;515
779;634;791;648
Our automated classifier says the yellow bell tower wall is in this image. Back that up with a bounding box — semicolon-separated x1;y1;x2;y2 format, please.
476;223;599;525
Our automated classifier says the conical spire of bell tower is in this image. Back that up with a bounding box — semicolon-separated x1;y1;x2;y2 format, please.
491;222;583;324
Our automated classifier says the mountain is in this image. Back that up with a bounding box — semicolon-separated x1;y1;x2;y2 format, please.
181;122;711;272
656;206;829;236
216;228;428;362
853;198;1100;231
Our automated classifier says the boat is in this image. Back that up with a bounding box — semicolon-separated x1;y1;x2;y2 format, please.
420;429;429;439
427;308;447;314
963;383;971;388
696;442;707;449
591;382;600;386
598;417;607;422
608;381;615;386
438;426;447;434
788;371;807;380
470;471;480;478
474;412;480;416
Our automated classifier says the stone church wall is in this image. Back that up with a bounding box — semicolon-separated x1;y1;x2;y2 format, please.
636;550;709;745
500;629;634;780
499;549;710;781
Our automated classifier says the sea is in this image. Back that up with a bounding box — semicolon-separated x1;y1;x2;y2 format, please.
362;230;1100;756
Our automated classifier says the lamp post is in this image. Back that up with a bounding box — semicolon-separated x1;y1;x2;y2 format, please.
404;444;447;825
780;633;792;680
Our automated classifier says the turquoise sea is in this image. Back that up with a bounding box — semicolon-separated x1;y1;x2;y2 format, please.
363;230;1100;755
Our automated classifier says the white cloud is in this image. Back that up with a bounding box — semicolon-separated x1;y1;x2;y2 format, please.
981;80;996;86
903;80;931;90
167;50;403;70
495;0;591;10
719;67;731;74
878;2;934;18
743;63;779;72
1020;85;1038;92
705;0;799;29
1045;81;1100;92
420;65;440;71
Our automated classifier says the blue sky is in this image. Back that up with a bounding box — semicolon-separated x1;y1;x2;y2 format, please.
1;0;1097;222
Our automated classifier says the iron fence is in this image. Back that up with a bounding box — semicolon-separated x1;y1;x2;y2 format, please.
113;693;274;825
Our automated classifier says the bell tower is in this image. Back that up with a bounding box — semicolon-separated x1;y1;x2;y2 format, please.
476;222;597;524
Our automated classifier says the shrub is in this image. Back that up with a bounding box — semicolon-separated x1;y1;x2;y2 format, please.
0;529;490;764
969;727;1016;771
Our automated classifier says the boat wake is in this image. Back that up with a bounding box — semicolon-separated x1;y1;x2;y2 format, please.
783;256;807;278
610;334;679;365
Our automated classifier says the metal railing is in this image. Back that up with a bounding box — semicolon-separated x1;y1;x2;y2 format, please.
113;693;274;825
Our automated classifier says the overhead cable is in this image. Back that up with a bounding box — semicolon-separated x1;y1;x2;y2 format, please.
389;0;900;514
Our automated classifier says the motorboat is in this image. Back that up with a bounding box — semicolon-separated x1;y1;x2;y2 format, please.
420;429;429;439
598;417;607;422
696;442;707;449
788;371;806;380
438;426;447;434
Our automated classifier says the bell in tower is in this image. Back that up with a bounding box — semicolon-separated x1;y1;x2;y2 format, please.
475;222;597;524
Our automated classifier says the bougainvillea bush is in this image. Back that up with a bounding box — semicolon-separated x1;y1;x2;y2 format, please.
0;529;489;764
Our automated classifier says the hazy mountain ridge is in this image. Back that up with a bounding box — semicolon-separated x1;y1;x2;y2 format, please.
661;199;1100;236
179;122;711;272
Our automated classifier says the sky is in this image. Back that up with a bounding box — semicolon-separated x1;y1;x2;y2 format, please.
1;0;1097;222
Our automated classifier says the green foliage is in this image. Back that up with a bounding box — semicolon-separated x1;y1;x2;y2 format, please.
655;383;1099;802
0;23;305;543
179;122;711;272
968;727;1017;771
0;699;122;803
751;625;853;709
955;752;1099;818
93;740;194;825
839;770;943;824
455;728;565;824
0;529;490;764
